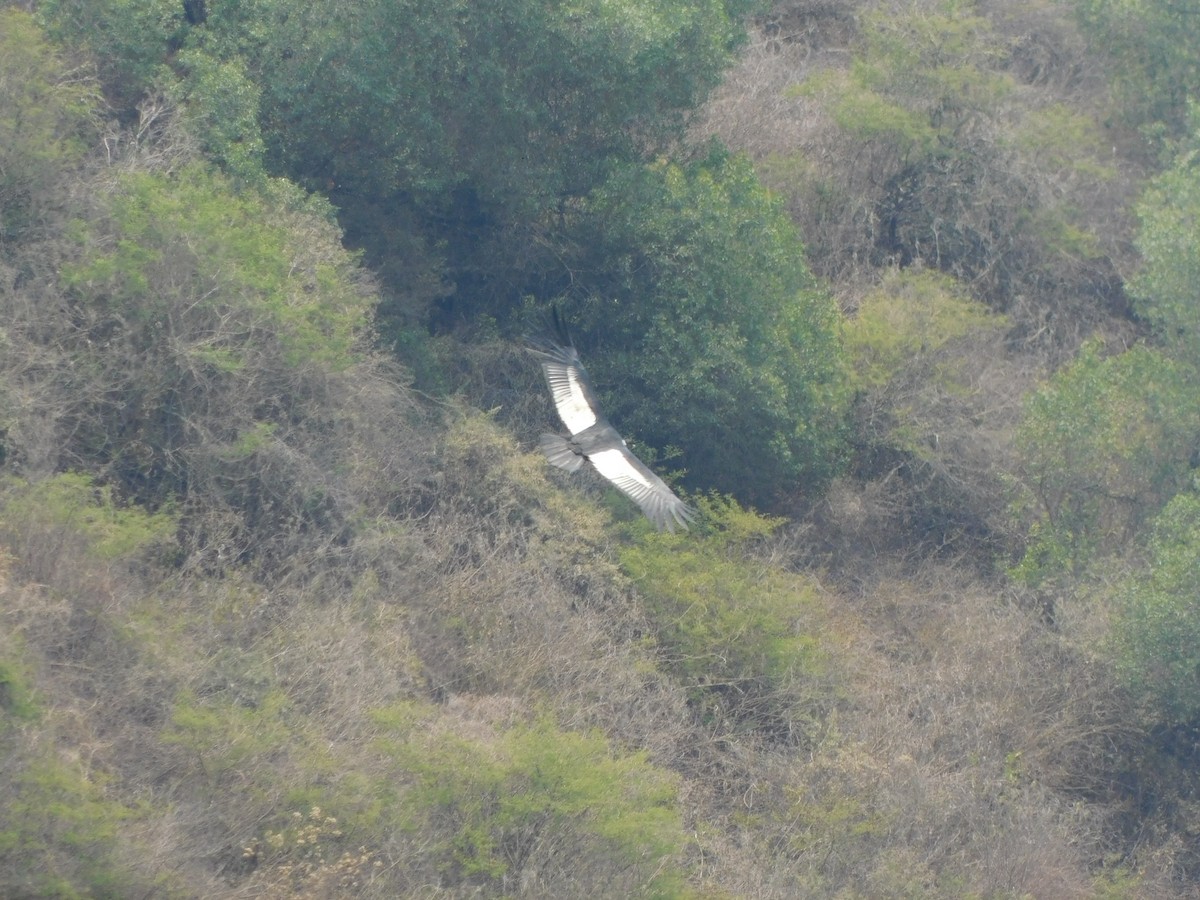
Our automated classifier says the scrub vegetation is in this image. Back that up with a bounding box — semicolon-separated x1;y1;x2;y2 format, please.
3;0;1200;895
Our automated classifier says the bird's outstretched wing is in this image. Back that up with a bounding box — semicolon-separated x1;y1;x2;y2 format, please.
526;310;602;436
539;433;587;473
587;444;697;533
528;307;696;531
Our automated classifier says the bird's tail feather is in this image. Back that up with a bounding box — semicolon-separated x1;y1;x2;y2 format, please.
539;434;585;473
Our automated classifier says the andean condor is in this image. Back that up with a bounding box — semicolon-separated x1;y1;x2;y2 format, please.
528;310;696;532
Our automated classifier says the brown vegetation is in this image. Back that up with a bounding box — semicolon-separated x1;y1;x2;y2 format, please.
4;1;1200;897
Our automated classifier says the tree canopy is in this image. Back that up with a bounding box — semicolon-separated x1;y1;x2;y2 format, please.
560;150;848;504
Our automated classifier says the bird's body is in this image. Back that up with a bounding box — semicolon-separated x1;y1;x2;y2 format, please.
528;311;695;532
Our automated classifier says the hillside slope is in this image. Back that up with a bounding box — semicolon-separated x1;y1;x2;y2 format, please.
3;2;1200;897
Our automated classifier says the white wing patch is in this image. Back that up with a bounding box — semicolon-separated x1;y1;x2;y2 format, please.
588;447;658;495
588;447;696;532
542;359;599;435
529;316;695;531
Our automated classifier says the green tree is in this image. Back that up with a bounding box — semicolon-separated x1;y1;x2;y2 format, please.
559;150;849;506
619;497;833;739
38;0;763;339
377;710;687;896
1128;136;1200;355
1111;490;1200;724
1012;343;1200;585
171;50;266;181
1014;121;1200;585
0;9;100;242
253;0;754;210
1098;124;1200;723
1073;0;1200;138
36;0;186;111
248;0;760;324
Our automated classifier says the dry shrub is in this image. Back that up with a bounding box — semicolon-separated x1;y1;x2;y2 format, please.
0;32;686;898
681;562;1152;898
850;570;1126;789
398;410;696;760
825;567;1135;894
828;269;1037;565
695;15;877;290
361;700;689;898
0;495;177;896
3;382;1183;897
238;807;382;900
1;95;435;587
698;0;1140;359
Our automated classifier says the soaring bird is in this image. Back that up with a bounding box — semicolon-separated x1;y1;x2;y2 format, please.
528;310;696;531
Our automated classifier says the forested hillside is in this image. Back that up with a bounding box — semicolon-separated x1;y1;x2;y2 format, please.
3;0;1200;896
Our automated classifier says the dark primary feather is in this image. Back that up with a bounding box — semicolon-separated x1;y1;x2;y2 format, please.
526;329;600;436
527;310;695;531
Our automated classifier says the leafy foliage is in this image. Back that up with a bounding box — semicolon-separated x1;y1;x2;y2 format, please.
163;688;294;783
0;474;176;897
843;269;1016;553
1111;490;1200;724
561;150;849;506
7;2;1200;895
831;3;1014;148
378;710;687;896
12;160;406;568
847;268;1006;394
37;0;760;328
0;472;175;562
1073;0;1200;139
0;754;137;898
620;497;833;740
36;0;185;110
1100;129;1200;723
1012;343;1200;585
0;635;38;732
171;50;266;181
0;9;100;241
723;0;1122;336
253;0;754;210
63;166;368;371
1129;137;1200;354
